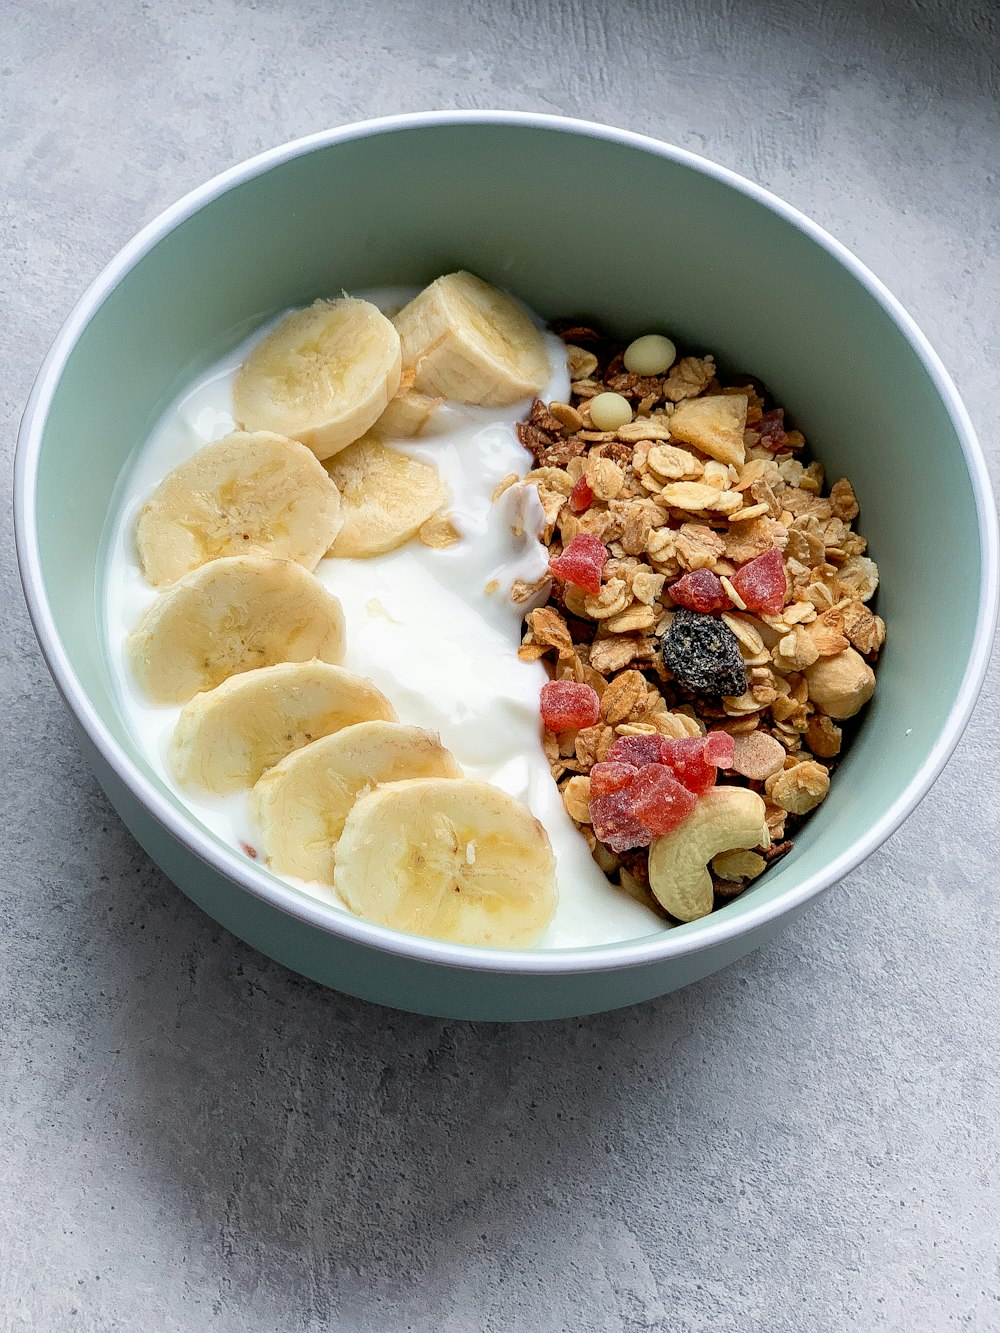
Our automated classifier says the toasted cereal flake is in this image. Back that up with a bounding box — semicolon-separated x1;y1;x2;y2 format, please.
765;761;831;814
842;601;886;655
647;444;703;480
587;636;640;674
805;714;842;759
835;555;880;603
663;355;716;402
675;523;726;571
617;418;673;443
562;775;593;823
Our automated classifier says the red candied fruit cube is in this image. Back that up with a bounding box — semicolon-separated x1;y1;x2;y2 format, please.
660;734;734;795
549;533;608;597
568;475;594;513
628;763;698;835
540;680;600;733
589;787;653;854
607;733;665;768
669;568;733;615
757;408;787;451
729;546;787;616
703;730;736;769
589;760;637;798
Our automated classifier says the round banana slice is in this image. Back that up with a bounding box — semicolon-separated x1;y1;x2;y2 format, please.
127;555;345;705
135;431;343;586
250;721;462;882
333;778;558;948
393;271;551;407
324;434;448;558
233;298;402;461
170;662;397;793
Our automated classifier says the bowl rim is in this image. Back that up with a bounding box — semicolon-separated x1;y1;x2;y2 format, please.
14;109;999;977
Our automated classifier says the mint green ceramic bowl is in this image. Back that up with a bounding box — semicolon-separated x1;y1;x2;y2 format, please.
14;113;998;1020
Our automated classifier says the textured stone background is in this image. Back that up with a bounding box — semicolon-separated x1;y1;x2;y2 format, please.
3;1;999;1329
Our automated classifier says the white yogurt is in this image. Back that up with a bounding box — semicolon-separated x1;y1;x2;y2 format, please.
103;288;665;947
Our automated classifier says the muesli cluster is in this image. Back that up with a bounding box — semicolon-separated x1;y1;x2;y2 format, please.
509;324;884;921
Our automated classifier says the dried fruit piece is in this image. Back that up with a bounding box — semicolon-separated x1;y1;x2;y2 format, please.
549;532;608;596
669;568;733;615
628;764;699;835
757;408;787;450
569;475;594;513
607;734;665;767
660;609;748;698
729;547;787;615
660;732;735;795
540;680;601;732
589;760;639;797
589;787;653;854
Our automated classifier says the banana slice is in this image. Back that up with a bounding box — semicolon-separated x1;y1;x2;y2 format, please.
127;555;345;704
171;662;397;793
393;271;550;407
374;386;443;438
250;721;462;882
233;298;402;461
135;431;343;586
333;778;558;947
324;434;448;558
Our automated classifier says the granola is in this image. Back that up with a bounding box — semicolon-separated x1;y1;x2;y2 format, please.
510;323;884;920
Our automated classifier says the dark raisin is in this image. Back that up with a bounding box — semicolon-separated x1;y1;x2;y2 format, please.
660;608;748;698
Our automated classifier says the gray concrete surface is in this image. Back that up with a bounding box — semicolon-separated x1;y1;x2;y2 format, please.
2;0;999;1328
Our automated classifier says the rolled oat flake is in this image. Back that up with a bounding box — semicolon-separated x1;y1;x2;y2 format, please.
661;608;748;698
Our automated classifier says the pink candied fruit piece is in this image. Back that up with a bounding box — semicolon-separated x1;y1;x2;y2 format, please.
660;732;735;795
628;763;699;836
668;567;733;615
540;680;600;733
589;760;637;798
757;408;787;450
730;546;787;615
569;476;594;513
589;787;653;854
607;733;665;767
548;532;608;597
703;730;736;769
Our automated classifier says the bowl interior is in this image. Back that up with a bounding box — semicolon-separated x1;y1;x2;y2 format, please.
25;118;990;952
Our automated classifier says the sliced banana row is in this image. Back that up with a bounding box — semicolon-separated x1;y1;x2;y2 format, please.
122;273;561;947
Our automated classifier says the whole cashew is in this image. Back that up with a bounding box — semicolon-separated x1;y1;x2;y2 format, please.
648;787;769;922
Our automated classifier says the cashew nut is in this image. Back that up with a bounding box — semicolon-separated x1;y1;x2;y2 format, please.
804;647;875;719
648;787;769;922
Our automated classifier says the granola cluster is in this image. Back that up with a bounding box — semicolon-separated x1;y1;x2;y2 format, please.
509;325;885;918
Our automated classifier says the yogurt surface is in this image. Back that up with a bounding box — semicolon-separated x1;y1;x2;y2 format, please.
103;287;665;947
